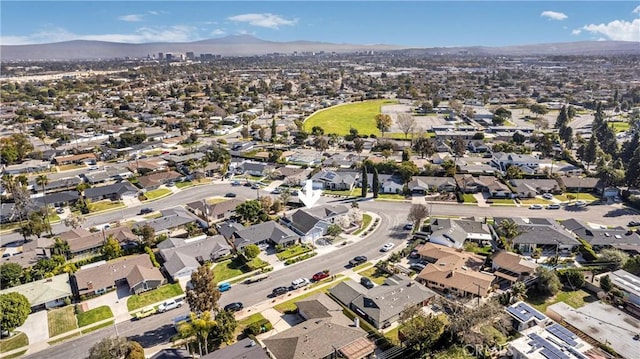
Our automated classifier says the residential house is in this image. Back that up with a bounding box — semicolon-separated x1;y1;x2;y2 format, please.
59;226;139;258
200;338;270;359
127;158;168;174
557;177;600;193
505;301;549;332
1;159;52;175
159;236;232;281
1;237;54;268
0;273;72;311
491;251;539;284
378;174;404;194
311;170;359;191
493;217;579;254
0;203;17;223
84;181;139;202
510;178;562;198
415;243;495;298
491;152;540;173
329;275;437;329
134;207;207;237
454;174;512;197
275;166;309;187
467;141;490;153
33;190;80;209
231;221;299;250
426;217;493;249
74;254;165;297
281;204;350;243
30;176;82;193
262;293;374;359
608;270;640;309
186;199;242;224
562;219;640;253
408;176;457;195
138;170;183;191
53;153;97;165
239;161;273;177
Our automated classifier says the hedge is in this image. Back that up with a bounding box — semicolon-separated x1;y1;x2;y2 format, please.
244;318;273;336
577;238;598;261
284;252;317;265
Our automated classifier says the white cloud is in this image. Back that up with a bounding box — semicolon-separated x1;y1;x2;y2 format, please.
118;14;144;22
633;5;640;14
227;13;296;29
582;18;640;41
571;29;582;35
1;25;200;45
541;11;568;21
211;29;225;36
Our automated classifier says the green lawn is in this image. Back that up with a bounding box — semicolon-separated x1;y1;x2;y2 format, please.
376;193;406;200
276;245;312;261
303;99;398;135
47;306;78;337
143;188;172;200
87;200;125;213
527;289;596;314
323;188;359;196
462;194;477;203
274;277;349;313
57;164;85;171
213;259;246;282
127;283;184;312
76;305;114;327
519;198;553;205
175;181;193;189
359;267;392;285
235;313;266;338
352;214;373;235
489;198;516;205
384;326;401;345
0;332;28;353
2;350;28;359
556;192;599;202
206;197;228;204
353;261;374;272
609;121;630;133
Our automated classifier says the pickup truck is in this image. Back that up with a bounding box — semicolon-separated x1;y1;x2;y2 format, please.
157;298;183;313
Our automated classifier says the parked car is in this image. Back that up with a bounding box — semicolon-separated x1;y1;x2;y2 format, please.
271;286;289;297
574;200;587;207
291;278;310;289
231;180;241;186
349;256;368;267
271;188;281;194
251;183;261;189
410;263;426;272
139;207;153;215
381;243;395;252
529;204;543;210
546;204;561;210
56;207;65;214
166;182;175;187
244;182;253;187
224;192;237;198
542;193;554;200
218;282;231;292
312;271;330;281
135;307;157;319
157;299;182;313
404;223;414;230
628;220;640;227
223;302;244;312
360;277;375;289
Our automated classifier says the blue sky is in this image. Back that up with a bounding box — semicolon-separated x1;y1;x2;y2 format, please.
1;1;639;46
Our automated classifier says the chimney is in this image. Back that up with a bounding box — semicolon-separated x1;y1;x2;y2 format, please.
87;281;93;289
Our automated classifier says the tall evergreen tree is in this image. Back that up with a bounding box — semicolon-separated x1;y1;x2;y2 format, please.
270;118;277;141
361;164;368;197
372;167;380;198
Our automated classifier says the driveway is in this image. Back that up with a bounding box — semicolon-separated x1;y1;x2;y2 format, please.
257;308;301;338
17;310;49;344
84;284;131;318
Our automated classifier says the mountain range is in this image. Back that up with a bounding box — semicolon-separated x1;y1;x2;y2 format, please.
1;34;638;61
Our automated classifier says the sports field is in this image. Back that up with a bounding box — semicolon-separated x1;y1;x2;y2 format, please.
303;99;398;135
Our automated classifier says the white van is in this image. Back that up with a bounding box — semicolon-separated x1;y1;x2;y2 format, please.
291;278;310;289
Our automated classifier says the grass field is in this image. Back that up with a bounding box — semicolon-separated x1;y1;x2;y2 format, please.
555;192;599;202
303;99;398;135
489;198;516;205
462;194;477;203
0;332;28;353
384;326;401;345
2;349;28;359
87;200;125;213
76;305;114;327
276;245;312;261
47;306;78;337
359;267;392;285
352;214;373;235
609;121;629;133
528;289;596;313
127;283;184;311
143;188;172;200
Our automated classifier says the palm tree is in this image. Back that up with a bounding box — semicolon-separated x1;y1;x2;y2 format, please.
36;174;52;235
497;219;521;251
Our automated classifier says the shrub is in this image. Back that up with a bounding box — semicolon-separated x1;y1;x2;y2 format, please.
145;247;160;268
284;252;317;265
244;319;273;336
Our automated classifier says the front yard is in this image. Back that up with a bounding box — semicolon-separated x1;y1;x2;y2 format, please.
274;276;348;313
87;200;125;213
76;305;114;327
276;244;312;261
352;214;373;235
462;194;477;203
47;306;78;337
555;192;599;202
143;188;172;201
127;283;184;312
358;266;392;285
212;257;269;282
0;332;28;353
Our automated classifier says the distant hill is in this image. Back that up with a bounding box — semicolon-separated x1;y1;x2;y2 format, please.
1;35;638;61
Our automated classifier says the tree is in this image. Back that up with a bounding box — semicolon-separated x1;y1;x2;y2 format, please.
87;336;142;359
137;224;156;247
101;235;123;260
452;136;466;163
413;136;435;159
623;256;640;276
497;219;521;250
353;138;364;157
529;103;549;117
259;196;273;214
372;167;380;198
327;224;343;240
375;113;392;138
397;113;416;139
279;189;291;207
510;281;528;304
600;275;613;292
535;267;561;296
214;309;238;344
235;200;268;224
555;106;569;129
505;165;524;180
63;212;86;229
271;199;282;213
598;248;629;270
407;204;429;229
244;244;260;259
398;305;446;353
270;118;277;141
126;341;145;359
178;311;217;356
36;174;52;235
313;136;329;152
21;210;50;240
0;263;24;288
52;238;71;259
398;161;420;183
581;136;599;172
185;265;220;314
0;292;30;334
361;164;368;197
561;268;585;290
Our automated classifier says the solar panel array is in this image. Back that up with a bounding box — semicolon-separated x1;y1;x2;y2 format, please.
507;302;546;322
546;323;578;346
528;333;570;359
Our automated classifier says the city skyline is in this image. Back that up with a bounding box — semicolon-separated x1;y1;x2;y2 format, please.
1;1;639;47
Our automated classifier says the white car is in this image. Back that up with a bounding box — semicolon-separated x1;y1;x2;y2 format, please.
291;278;310;289
542;193;554;200
574;200;587;207
381;243;395;252
529;204;543;210
157;299;182;313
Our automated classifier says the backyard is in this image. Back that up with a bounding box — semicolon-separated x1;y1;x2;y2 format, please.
303;99;398;135
527;288;596;313
47;306;78;337
127;283;184;311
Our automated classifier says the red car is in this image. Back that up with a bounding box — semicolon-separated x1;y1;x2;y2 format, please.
312;271;330;281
